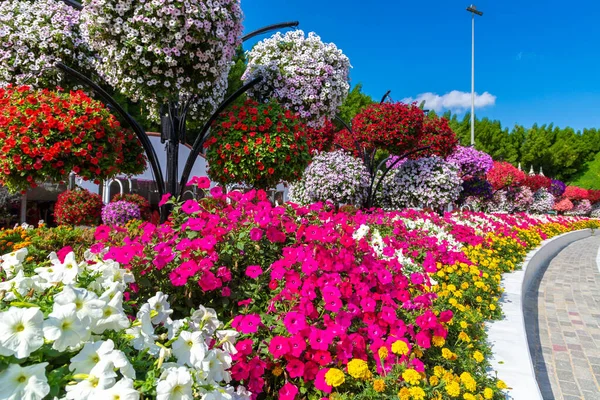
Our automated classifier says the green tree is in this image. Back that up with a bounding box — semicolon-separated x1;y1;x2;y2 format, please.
337;84;375;124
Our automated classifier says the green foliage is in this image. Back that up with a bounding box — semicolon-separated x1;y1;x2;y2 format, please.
569;152;600;189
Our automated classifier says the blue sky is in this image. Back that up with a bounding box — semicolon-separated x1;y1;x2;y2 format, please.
243;0;600;132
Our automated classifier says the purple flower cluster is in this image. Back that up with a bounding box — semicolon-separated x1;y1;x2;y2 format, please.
459;177;493;202
549;179;566;197
243;30;351;128
289;150;369;206
566;199;592;216
81;0;244;122
446;146;494;178
0;0;93;87
101;201;141;226
511;186;534;212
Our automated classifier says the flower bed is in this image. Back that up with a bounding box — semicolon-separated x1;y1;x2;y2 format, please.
72;183;600;399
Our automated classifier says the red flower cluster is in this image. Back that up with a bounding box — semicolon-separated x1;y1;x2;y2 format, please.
204;99;312;189
0;86;146;192
587;189;600;204
522;174;551;192
304;118;337;153
334;103;458;159
54;188;102;226
563;185;588;201
486;161;526;190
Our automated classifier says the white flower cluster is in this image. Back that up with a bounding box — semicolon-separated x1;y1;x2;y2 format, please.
80;0;243;121
289;150;370;207
381;157;463;211
0;247;249;400
0;0;93;87
243;30;351;128
529;188;555;214
399;217;462;251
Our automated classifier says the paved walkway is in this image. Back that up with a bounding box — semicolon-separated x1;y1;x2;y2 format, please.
524;235;600;400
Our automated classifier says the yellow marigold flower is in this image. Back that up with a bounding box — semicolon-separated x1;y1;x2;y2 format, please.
473;351;484;363
441;348;456;360
272;365;283;376
409;387;426;400
463;394;476;400
398;388;411;400
445;381;461;397
484;388;494;399
449;298;458;306
373;379;386;393
402;368;422;385
443;372;456;383
432;336;445;347
459;321;468;329
489;304;496;311
460;372;476;392
379;346;389;361
391;340;409;356
324;368;345;387
347;358;370;380
429;375;440;386
458;332;471;343
497;380;507;389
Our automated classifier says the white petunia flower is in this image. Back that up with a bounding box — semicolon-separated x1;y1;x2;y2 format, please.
89;378;139;400
43;304;90;351
190;306;221;335
165;318;187;340
55;285;105;321
0;248;27;279
0;362;49;400
0;307;44;358
172;331;207;368
69;340;116;375
215;330;239;355
93;290;130;334
156;366;193;400
147;291;173;325
65;373;116;400
125;304;159;356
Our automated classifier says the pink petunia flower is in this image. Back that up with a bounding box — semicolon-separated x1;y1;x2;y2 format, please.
181;199;201;214
249;228;264;241
314;368;332;393
158;193;171;207
283;312;308;334
232;314;262;334
279;383;299;400
268;336;290;359
245;265;263;279
286;359;305;378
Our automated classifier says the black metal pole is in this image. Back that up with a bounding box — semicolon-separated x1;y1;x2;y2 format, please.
242;21;299;42
55;63;166;201
380;90;391;103
178;77;263;198
57;0;82;10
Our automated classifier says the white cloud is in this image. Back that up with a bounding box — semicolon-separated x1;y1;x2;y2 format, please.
401;90;496;113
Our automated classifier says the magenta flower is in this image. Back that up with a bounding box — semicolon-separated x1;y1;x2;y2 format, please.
314;368;332;393
249;228;264;241
288;334;307;357
309;329;333;351
278;382;299;400
268;336;290;359
283;312;308;334
158;193;171;207
245;265;263;279
188;176;211;189
286;359;305;378
232;314;262;334
181;199;201;214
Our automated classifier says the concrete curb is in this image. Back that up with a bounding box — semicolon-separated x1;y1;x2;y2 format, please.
486;228;595;400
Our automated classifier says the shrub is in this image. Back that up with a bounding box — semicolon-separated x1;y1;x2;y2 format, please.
522;174;551;192
446;146;494;178
54;189;102;226
486;161;526;190
529;188;555;214
289;150;370;207
563;186;588;201
101;201;141;226
0;87;146;192
243;30;350;128
111;193;151;220
204;99;311;189
380;156;462;211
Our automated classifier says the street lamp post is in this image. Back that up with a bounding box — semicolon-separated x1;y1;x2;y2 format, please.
466;4;483;146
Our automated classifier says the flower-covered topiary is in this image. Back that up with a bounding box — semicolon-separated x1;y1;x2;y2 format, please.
111;193;151;220
417;116;459;158
0;86;146;192
81;0;244;121
446;146;493;178
243;30;351;128
54;189;102;226
458;177;493;204
590;202;600;218
0;0;93;87
289;150;370;206
486;161;526;191
549;179;566;197
204;99;311;189
522;174;551;192
305;118;337;153
554;198;574;213
566;199;592;216
102;201;141;226
530;188;555;214
511;186;534;212
563;185;588;201
380;156;462;211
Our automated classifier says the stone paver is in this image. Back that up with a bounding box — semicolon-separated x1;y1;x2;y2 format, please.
524;235;600;400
